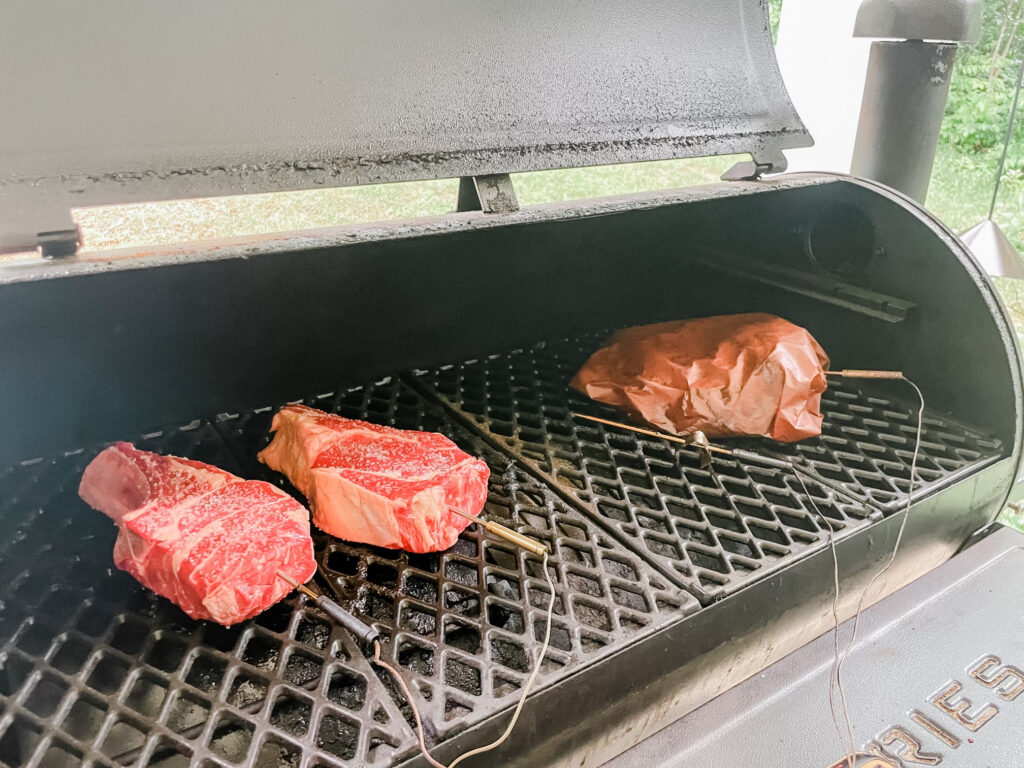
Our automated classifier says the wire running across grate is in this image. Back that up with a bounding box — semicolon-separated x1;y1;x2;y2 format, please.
213;378;696;750
0;423;414;768
410;332;1004;601
754;381;1003;512
0;377;694;768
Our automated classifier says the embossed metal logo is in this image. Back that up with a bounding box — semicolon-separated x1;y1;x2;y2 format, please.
828;654;1024;766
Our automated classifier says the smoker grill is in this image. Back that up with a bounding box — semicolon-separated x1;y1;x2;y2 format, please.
1;3;1022;767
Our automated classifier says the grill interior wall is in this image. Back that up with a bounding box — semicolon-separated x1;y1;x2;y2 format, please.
0;177;1018;767
0;179;1017;466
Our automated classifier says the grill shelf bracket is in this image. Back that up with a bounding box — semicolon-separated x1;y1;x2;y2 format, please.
693;252;919;324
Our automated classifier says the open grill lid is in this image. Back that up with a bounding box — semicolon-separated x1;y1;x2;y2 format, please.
0;0;810;252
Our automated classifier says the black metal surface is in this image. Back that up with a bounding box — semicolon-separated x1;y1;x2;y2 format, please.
0;379;694;768
411;332;1003;601
0;173;1019;766
851;41;958;203
759;378;1003;512
601;525;1024;767
2;176;1020;476
1;0;810;251
0;424;416;768
213;379;696;751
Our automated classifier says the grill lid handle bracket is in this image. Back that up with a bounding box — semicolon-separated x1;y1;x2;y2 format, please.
457;174;520;214
37;226;82;260
721;149;789;182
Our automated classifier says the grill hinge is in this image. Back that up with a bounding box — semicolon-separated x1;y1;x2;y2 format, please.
456;174;520;214
721;149;789;181
37;226;82;259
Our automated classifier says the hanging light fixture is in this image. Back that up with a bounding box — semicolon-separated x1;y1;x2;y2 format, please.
961;51;1024;279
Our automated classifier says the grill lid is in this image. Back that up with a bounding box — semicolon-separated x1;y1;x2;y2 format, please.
0;0;810;252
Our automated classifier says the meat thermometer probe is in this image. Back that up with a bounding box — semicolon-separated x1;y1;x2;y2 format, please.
276;570;379;646
448;507;549;557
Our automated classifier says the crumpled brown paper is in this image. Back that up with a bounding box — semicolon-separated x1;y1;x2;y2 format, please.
570;313;829;442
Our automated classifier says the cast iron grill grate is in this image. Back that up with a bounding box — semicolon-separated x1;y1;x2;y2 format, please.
411;332;1003;600
213;378;696;748
0;423;414;768
0;336;1004;767
758;385;1003;511
0;377;695;768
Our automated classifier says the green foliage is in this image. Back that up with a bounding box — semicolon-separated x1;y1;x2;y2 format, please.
943;57;1014;152
768;0;782;43
941;0;1024;159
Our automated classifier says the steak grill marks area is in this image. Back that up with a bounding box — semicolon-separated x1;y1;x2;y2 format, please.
0;342;1004;768
411;333;1003;600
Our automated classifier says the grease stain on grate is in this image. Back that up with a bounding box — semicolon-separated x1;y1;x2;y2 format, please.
256;737;301;768
209;714;254;763
167;692;211;735
242;634;281;672
270;693;313;737
185;652;226;693
317;713;359;761
327;669;367;711
227;672;269;709
284;650;323;688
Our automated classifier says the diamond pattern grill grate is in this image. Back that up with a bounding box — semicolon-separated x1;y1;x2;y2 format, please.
0;337;1004;767
0;378;694;768
0;424;414;768
410;332;1003;600
213;379;696;747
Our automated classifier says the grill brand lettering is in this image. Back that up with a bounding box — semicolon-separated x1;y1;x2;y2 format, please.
930;682;998;731
909;710;961;749
871;728;941;765
830;653;1019;766
969;655;1024;700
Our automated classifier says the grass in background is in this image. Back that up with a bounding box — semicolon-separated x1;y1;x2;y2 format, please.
74;156;739;252
928;142;1024;342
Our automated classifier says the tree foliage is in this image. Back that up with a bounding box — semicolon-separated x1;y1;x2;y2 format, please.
943;0;1024;169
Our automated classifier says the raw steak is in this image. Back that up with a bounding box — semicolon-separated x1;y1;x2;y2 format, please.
79;442;315;626
258;405;490;552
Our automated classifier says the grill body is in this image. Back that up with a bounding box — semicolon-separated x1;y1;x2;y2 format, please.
0;174;1020;768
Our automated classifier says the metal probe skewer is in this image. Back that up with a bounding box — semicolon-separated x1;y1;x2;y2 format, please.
572;412;796;472
448;507;548;557
277;570;379;645
826;369;903;380
277;569;318;599
572;413;728;454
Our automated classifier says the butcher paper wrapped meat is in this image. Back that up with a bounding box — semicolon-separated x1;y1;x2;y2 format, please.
570;313;829;442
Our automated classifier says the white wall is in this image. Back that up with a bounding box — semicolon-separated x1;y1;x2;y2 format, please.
775;0;873;173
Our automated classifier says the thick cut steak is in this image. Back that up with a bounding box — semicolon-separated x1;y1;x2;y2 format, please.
259;405;490;552
79;443;315;626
